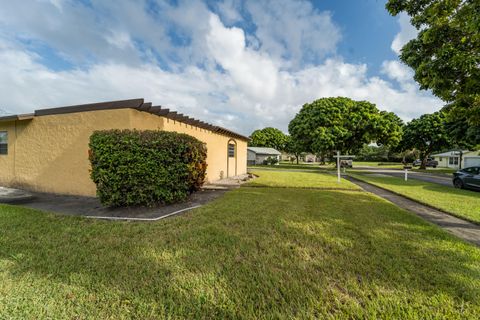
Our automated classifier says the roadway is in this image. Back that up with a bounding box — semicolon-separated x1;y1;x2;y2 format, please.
352;167;454;187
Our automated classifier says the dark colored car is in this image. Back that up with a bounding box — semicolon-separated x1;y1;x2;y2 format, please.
340;159;353;168
412;158;438;168
453;167;480;190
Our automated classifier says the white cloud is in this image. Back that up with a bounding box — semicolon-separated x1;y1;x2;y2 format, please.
391;13;418;55
378;13;442;120
246;0;341;67
0;1;443;135
216;0;243;24
206;14;278;101
105;31;135;50
380;60;417;91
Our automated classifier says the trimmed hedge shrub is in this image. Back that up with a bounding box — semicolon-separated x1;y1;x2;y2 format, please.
89;130;207;207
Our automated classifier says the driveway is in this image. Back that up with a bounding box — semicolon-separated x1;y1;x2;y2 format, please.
352;167;453;187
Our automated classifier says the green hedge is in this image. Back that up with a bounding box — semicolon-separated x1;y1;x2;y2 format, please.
89;130;207;207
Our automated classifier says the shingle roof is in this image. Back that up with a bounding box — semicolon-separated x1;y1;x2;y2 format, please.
247;147;281;155
431;150;470;157
0;98;249;141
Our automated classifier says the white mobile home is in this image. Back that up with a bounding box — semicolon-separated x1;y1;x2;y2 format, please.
431;150;480;169
247;147;281;165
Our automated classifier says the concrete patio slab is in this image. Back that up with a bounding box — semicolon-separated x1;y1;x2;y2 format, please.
1;188;227;220
0;186;34;203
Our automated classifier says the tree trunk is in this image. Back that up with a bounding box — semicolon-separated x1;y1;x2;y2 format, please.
420;150;431;170
296;155;299;164
420;159;427;170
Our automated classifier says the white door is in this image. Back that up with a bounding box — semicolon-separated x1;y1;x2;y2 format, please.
464;157;480;168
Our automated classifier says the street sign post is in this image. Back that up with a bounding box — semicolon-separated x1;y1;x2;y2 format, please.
333;151;356;183
403;165;412;181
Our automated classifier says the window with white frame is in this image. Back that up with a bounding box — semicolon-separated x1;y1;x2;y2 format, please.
449;157;459;165
0;131;7;155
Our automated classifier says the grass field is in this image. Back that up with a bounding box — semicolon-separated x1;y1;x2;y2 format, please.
1;170;480;318
412;167;457;175
247;169;360;189
350;172;480;224
352;161;404;169
249;163;334;171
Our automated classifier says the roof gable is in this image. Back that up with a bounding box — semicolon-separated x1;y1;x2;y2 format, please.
431;150;469;157
247;147;281;155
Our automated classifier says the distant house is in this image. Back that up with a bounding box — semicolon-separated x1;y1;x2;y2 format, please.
431;150;480;169
247;147;281;165
303;154;319;163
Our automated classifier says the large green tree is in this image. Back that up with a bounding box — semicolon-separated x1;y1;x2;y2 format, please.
284;136;305;164
401;111;451;169
249;127;288;151
376;111;404;148
386;0;480;143
288;97;403;156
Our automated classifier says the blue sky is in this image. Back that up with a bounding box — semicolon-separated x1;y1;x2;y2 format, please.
0;0;441;134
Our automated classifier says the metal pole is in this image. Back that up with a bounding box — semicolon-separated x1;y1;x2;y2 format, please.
337;151;341;183
404;169;408;181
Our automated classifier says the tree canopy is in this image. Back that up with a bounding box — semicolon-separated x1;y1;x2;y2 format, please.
386;0;480;142
249;127;288;151
288;97;403;155
284;136;305;164
401;111;451;169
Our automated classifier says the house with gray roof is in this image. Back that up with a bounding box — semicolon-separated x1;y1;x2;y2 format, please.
247;147;281;165
431;150;480;169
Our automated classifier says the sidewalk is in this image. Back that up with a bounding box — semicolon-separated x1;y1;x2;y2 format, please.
347;177;480;246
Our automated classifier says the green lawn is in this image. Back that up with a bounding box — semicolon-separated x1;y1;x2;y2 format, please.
248;169;360;189
1;171;480;318
353;161;404;169
412;167;457;175
249;163;334;171
350;172;480;224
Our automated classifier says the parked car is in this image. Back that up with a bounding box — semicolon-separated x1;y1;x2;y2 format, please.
412;158;438;168
340;159;353;168
453;166;480;190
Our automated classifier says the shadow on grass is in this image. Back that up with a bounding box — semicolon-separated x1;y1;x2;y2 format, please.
0;188;479;318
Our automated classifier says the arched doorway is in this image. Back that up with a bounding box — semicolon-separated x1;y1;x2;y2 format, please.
226;139;237;178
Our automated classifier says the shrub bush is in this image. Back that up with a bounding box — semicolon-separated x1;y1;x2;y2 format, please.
89;130;207;207
262;156;279;165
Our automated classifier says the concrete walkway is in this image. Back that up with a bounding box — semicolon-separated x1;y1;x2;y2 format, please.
347;177;480;246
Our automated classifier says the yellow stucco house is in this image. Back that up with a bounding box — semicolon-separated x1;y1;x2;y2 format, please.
0;98;248;197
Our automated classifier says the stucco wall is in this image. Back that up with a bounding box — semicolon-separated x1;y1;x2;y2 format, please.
130;111;247;181
0;108;247;197
0;109;133;196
